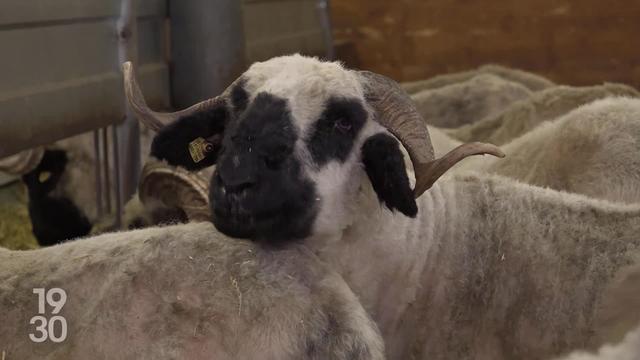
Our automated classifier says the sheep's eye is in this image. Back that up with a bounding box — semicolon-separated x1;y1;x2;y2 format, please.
334;118;352;133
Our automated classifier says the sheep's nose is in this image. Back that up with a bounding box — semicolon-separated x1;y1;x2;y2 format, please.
218;168;256;193
218;162;257;196
224;179;255;195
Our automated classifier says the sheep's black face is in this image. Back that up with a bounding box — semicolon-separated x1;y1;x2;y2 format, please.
149;55;419;244
209;92;318;244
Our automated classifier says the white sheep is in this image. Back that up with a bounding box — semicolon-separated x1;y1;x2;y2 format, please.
0;222;384;360
125;54;640;360
411;73;532;128
448;83;639;145
453;97;640;203
402;63;555;94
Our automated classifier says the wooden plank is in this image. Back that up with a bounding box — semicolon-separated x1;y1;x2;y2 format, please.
0;64;169;158
332;0;640;87
0;0;166;27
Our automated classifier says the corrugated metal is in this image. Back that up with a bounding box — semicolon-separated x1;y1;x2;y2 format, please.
0;0;169;158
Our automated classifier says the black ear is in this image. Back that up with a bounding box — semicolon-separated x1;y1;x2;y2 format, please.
361;133;418;217
150;106;228;171
22;149;67;195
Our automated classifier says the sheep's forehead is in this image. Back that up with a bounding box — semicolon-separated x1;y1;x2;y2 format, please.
241;55;366;131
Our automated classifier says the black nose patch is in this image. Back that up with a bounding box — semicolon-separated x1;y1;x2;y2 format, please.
306;98;367;166
211;92;318;244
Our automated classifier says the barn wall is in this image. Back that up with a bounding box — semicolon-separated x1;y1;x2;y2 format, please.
0;0;170;157
331;1;640;87
242;0;328;64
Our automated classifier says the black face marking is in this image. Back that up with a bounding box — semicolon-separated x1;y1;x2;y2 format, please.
307;98;367;166
22;150;91;246
150;104;229;171
230;79;249;113
361;133;418;217
210;92;317;244
21;150;67;197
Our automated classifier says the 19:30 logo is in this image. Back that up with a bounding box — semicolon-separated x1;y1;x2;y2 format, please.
29;288;68;343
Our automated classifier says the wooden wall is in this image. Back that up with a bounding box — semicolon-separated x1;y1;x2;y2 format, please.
331;0;640;87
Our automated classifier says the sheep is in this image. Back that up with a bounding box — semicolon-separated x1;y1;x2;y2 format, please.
453;97;640;204
411;73;532;128
0;221;385;360
448;83;640;145
125;54;640;360
0;142;99;245
20;149;92;246
401;63;555;94
0;128;159;245
0;147;94;246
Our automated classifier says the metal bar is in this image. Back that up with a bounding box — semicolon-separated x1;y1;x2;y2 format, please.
116;0;140;208
102;127;112;213
93;129;103;218
316;0;335;60
111;126;122;228
169;0;245;107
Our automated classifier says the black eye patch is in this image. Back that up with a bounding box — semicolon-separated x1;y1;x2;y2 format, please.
306;98;367;166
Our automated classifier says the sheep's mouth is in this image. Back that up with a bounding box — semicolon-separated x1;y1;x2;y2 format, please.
210;204;288;240
211;209;257;238
209;186;317;244
210;191;283;239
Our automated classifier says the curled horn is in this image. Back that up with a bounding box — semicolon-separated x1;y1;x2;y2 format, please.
358;71;505;197
138;159;211;222
0;148;45;175
122;62;227;131
123;62;240;221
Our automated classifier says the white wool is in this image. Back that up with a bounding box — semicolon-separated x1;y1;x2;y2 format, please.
454;97;640;203
0;222;384;360
236;56;640;360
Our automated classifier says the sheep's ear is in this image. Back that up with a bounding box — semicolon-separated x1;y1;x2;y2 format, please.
22;149;67;194
150;106;229;171
361;133;418;217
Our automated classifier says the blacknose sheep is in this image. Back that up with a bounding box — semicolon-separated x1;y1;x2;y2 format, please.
401;64;555;94
0;129;162;245
0;139;99;246
0;222;385;360
125;54;640;360
20;149;92;246
411;74;532;128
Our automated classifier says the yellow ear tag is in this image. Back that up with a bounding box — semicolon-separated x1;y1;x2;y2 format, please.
188;137;211;163
38;171;52;183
